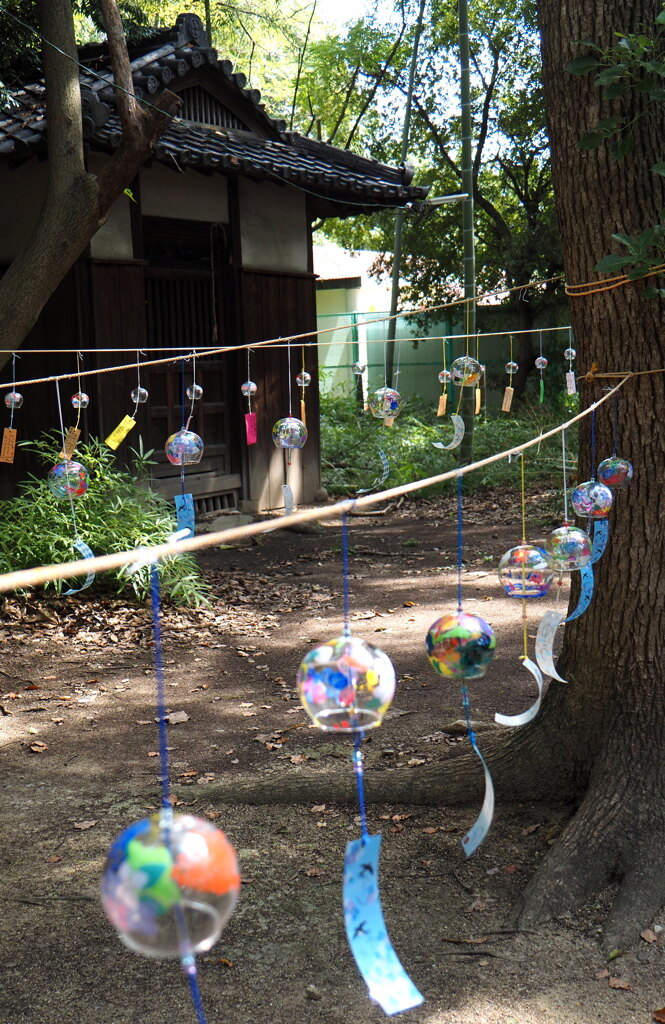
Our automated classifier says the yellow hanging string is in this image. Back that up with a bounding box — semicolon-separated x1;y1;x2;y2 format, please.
300;344;307;425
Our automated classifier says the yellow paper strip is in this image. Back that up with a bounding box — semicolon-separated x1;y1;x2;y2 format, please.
384;417;395;428
60;426;81;460
0;427;17;464
437;393;447;417
300;398;307;425
105;415;136;450
475;388;481;415
502;386;514;412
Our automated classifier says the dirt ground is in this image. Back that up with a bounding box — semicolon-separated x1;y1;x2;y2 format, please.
1;490;664;1024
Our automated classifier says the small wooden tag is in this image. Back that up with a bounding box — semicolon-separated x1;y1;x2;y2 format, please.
0;427;17;464
437;393;447;417
475;388;481;415
384;417;395;428
300;398;307;426
566;371;577;395
60;426;81;460
105;415;136;450
502;386;514;412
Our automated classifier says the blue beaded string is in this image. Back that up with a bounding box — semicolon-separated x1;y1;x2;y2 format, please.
456;473;463;613
150;565;209;1024
342;508;368;844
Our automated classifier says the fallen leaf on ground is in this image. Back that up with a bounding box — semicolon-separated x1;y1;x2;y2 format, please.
651;1007;665;1022
24;684;40;691
408;757;426;766
147;751;159;757
403;600;416;607
29;741;48;753
641;929;658;944
310;804;326;813
74;820;97;830
469;900;488;912
595;968;610;980
205;811;221;820
421;827;439;834
290;754;307;765
502;864;520;874
522;823;541;835
46;856;62;863
305;867;323;877
608;976;631;990
165;711;189;725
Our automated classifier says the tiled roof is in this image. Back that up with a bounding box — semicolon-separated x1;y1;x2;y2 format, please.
0;13;428;217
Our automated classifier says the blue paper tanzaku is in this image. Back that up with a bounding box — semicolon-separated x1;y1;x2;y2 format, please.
343;835;423;1016
63;539;95;596
565;564;594;622
174;493;195;538
590;519;609;565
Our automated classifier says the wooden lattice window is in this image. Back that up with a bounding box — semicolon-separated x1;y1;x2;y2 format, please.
178;85;249;130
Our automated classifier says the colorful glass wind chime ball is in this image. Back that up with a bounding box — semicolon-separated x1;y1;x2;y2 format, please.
47;460;89;499
131;386;149;404
564;347;576;361
165;430;204;466
498;544;553;597
450;356;482;386
240;380;257;398
101;812;241;959
535;356;548;370
571;480;613;518
4;390;23;409
71;392;89;409
597;456;633;489
272;416;307;449
505;361;519;374
426;612;496;679
352;362;365;375
438;369;452;384
186;383;203;401
545;525;592;571
296;635;396;731
369;386;403;419
296;371;312;387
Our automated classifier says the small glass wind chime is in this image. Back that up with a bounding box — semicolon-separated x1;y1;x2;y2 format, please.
47;379;95;595
535;331;547;404
368;321;403;426
272;338;308;463
503;335;518;413
165;355;204;537
0;353;23;465
296;345;311;425
564;335;577;396
431;339;464;451
241;348;258;446
105;349;149;451
295;512;423;1015
425;474;496;854
101;560;240;1024
495;453;552;724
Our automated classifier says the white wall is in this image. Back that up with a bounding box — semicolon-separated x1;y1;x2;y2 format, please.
87;154;134;259
238;179;308;272
140;162;229;223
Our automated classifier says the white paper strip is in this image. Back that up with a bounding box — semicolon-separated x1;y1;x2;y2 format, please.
432;413;465;451
494;657;544;727
535;609;568;683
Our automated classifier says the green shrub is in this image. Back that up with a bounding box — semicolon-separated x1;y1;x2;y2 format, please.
320;389;577;496
3;433;209;606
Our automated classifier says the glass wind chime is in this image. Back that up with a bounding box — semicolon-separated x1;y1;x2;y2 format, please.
431;339;464;451
46;379;95;595
241;348;258;446
426;475;497;853
295;513;423;1015
165;355;204;538
368;322;403;426
102;563;240;1024
273;338;308;463
105;350;149;451
0;353;23;465
495;453;552;724
502;335;518;413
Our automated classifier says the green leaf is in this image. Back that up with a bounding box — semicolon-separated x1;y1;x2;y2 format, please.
604;82;629;100
657;10;665;23
594;254;630;273
652;162;665;176
123;187;137;203
567;56;600;75
578;132;605;150
610;136;634;161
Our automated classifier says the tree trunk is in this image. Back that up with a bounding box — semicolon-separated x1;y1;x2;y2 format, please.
199;0;665;950
0;0;180;364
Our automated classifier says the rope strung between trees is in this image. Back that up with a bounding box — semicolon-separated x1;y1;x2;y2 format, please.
0;375;635;595
0;272;567;392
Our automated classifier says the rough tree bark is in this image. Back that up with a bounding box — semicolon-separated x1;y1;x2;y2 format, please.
0;0;180;362
199;0;665;950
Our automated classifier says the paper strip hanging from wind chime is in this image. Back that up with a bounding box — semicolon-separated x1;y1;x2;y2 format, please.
295;511;423;1015
425;475;497;855
0;353;21;464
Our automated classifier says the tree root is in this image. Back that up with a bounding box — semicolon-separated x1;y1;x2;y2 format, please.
510;771;665;950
